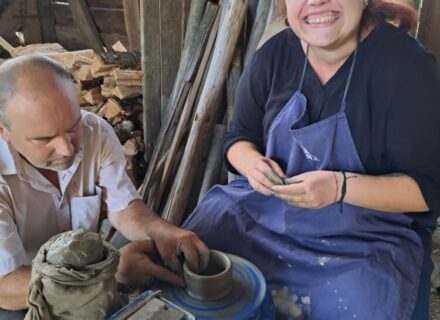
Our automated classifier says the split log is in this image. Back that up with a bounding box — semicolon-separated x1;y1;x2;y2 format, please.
112;85;142;100
91;54;116;77
83;87;104;105
110;69;142;86
163;0;248;225
112;41;128;53
100;51;141;69
96;98;124;125
122;136;144;157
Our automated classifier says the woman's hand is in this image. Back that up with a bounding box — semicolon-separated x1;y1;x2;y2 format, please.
271;171;339;208
245;156;286;196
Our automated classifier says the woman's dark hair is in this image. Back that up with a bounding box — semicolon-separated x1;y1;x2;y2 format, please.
363;0;418;33
276;0;418;33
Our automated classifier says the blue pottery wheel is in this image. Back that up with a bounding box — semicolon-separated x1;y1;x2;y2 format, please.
154;254;274;319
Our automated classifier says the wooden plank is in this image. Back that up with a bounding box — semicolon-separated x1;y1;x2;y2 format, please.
67;0;105;53
90;7;126;35
0;0;23;54
55;25;87;50
164;0;249;225
38;0;57;42
87;0;123;9
418;0;440;62
21;0;42;44
161;0;207;127
122;0;140;51
51;2;75;26
160;0;184;113
140;0;161;164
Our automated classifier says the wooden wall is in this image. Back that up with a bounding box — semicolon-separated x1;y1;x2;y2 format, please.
418;0;440;63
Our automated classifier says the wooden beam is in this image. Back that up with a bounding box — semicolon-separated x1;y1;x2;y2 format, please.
140;0;161;164
67;0;104;53
37;0;57;43
122;0;141;51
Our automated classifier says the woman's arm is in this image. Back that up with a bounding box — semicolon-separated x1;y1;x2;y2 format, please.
271;170;429;212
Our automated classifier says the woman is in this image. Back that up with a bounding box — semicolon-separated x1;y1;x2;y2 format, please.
182;0;440;319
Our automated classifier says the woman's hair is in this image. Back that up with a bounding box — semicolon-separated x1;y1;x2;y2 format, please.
276;0;418;33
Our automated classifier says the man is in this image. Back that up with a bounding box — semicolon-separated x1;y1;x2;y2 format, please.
0;55;209;317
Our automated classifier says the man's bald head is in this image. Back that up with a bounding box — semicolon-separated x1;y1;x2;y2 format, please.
0;54;72;129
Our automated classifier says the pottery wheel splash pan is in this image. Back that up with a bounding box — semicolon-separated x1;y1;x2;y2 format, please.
155;254;268;319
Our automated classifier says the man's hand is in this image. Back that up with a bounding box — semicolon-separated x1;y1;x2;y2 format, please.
116;240;185;287
148;220;209;275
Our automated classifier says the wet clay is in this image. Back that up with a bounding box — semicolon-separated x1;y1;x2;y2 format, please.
183;250;233;301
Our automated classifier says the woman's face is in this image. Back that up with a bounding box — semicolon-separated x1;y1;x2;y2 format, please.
285;0;365;51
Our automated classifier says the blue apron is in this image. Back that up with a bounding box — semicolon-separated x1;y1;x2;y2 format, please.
183;47;424;319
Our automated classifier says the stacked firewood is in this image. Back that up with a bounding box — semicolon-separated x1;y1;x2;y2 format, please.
0;38;146;186
70;49;145;185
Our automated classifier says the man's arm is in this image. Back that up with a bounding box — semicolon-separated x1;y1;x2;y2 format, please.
0;266;30;310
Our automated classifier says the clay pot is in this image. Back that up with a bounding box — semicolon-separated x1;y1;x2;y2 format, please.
183;250;233;300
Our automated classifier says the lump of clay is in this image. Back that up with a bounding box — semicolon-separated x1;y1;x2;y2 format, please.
46;227;104;268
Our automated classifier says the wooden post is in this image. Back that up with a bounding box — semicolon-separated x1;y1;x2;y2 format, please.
37;0;57;43
164;0;248;225
67;0;104;53
122;0;141;51
140;0;161;165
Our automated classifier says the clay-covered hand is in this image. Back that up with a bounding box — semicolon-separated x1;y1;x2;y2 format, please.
271;171;339;209
116;240;185;287
244;156;286;196
149;220;209;275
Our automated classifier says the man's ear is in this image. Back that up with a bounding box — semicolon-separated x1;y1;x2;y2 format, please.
0;122;11;142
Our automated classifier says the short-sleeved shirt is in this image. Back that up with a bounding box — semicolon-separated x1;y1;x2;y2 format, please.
224;22;440;227
0;111;140;275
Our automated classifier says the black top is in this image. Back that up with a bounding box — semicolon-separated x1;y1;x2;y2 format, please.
224;22;440;227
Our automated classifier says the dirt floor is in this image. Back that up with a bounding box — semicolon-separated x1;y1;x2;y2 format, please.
431;294;440;320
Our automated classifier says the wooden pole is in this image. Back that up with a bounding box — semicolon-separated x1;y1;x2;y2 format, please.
140;0;161;165
244;0;272;66
122;0;141;51
164;0;248;225
67;0;104;53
